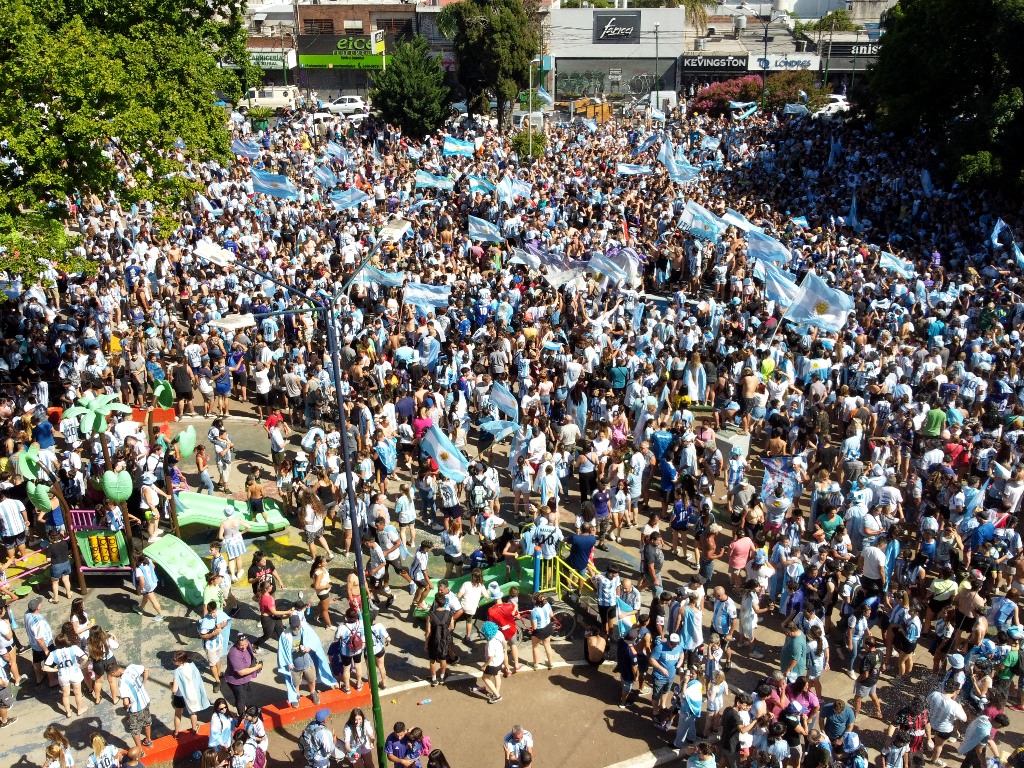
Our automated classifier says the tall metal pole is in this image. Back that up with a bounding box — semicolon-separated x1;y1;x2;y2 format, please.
528;64;534;157
654;23;660;107
761;21;769;108
850;29;860;94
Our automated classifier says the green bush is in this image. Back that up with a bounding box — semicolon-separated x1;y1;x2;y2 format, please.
510;128;545;159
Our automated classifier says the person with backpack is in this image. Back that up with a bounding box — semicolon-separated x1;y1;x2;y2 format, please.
299;709;336;768
333;608;366;694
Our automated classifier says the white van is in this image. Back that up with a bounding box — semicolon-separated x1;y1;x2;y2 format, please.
511;110;546;130
649;90;678;112
243;85;299;112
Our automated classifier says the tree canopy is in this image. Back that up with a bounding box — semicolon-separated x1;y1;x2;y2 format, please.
437;0;541;130
370;35;451;140
869;0;1024;190
0;0;252;285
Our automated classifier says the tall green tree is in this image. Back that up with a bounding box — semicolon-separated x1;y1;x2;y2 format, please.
437;0;541;130
370;35;451;139
0;0;252;285
869;0;1024;190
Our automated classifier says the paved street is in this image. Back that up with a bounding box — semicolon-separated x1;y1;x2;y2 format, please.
7;403;1024;766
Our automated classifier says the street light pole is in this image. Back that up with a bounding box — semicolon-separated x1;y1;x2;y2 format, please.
528;56;541;158
200;218;409;768
850;28;861;94
761;20;769;108
654;22;660;108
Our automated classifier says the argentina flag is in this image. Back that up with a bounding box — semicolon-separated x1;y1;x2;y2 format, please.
785;273;854;333
468;215;505;243
421;425;469;482
230;138;261;159
442;136;475;157
251;169;298;200
415;170;455;191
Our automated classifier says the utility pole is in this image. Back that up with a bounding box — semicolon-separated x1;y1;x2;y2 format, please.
654;22;660;107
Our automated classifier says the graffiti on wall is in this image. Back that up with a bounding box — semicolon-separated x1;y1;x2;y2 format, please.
556;70;605;97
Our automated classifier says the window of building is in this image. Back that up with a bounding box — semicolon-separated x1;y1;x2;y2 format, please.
303;18;334;35
344;20;364;32
375;17;411;34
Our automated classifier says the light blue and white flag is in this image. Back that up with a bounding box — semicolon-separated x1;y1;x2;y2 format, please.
649;107;666;122
736;104;758;120
512;178;533;199
790;216;809;229
415;170;455;191
720;208;761;233
489;381;520;422
757;259;799;308
536;85;554;107
582;119;598;133
669;165;701;184
230;138;261;159
1014;243;1024;270
992;218;1008;249
782;103;809;116
847;192;862;232
496;176;516;207
617;163;653;176
467;175;496;194
879;252;915;278
468;215;505;243
657;137;678;175
251;170;298;200
404;282;451;309
510;248;541;271
371;143;383;164
920;169;934;198
442;136;475;157
356;265;406;288
680;200;726;242
828;137;842;168
330;188;369;210
746;230;791;265
588;252;630;284
406;146;423;161
700;135;721;151
478;419;519;442
729;101;757;110
407;198;437;214
965;478;990;517
631;132;659;157
786;272;854;333
314;165;338;189
326;141;348;160
421;425;469;482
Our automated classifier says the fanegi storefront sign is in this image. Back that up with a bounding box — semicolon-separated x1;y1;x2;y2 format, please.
681;54;748;72
298;35;387;70
592;12;641;44
748;53;821;71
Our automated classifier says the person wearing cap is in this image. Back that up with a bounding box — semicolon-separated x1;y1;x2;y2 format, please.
279;611;336;708
648;631;683;718
301;709;336;768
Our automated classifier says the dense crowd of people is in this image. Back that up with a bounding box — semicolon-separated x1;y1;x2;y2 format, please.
0;83;1023;768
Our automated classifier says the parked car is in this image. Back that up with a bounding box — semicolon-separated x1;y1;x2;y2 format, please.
242;86;299;113
325;95;369;116
813;94;850;120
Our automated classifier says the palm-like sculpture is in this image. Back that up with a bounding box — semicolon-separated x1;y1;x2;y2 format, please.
63;393;133;435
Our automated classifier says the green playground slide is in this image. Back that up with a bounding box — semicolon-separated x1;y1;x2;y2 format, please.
413;558;536;619
143;534;208;606
175;492;289;534
74;531;130;568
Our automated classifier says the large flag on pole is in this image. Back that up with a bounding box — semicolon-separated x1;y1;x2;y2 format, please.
403;282;451;309
536;85;554;107
231;138;261;159
756;259;799;308
785;273;854;333
421;425;469;482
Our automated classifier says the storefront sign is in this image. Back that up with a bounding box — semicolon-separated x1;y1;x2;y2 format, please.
681;54;748;72
220;50;296;70
748;53;821;72
592;12;641;44
298;35;387;69
819;42;879;57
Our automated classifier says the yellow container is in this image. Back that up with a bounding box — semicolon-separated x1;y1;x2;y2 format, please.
88;535;101;564
108;535;120;563
98;538;111;564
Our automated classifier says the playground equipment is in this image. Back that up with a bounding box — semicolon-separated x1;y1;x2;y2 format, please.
68;509;133;576
143;534;208;607
175;492;289;534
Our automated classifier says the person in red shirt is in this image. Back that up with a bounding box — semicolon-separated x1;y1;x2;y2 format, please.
487;587;522;673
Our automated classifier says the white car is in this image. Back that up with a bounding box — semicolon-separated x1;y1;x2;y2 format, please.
326;95;369;116
813;94;850;120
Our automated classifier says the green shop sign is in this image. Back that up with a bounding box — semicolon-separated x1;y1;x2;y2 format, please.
298;35;388;70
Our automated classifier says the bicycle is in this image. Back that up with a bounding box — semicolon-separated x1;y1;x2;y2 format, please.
515;604;577;641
